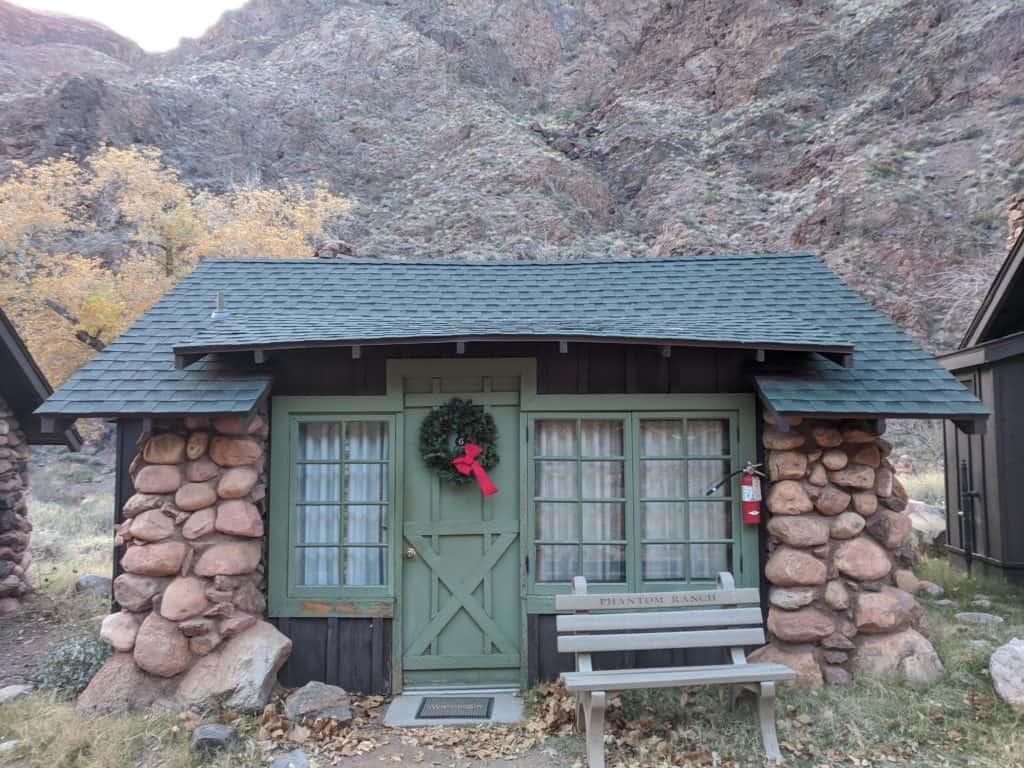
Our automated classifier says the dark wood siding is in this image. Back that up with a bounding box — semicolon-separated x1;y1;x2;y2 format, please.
272;617;392;694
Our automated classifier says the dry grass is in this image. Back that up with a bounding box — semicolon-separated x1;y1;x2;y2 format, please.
900;470;946;507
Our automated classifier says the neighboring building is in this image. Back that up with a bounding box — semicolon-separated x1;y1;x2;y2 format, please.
0;308;80;616
37;254;986;700
939;208;1024;585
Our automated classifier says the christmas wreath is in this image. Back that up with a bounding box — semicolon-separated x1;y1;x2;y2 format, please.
419;398;499;489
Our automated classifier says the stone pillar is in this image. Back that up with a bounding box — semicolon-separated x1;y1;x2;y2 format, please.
84;411;291;713
0;397;32;618
749;414;944;689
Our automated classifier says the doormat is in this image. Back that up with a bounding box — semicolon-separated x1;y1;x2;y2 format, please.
415;696;494;719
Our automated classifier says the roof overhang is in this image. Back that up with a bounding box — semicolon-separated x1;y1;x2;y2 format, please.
938;329;1024;372
961;228;1024;348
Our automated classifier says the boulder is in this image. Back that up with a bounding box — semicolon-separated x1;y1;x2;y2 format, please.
874;466;894;497
0;684;33;706
855;587;921;634
185;415;211;430
851;491;878;517
907;501;946;546
807;463;828;487
134;465;183;494
883;477;909;512
834;537;891;581
768;586;817;610
75;574;112;598
766;480;813;515
955;612;1004;626
233;580;266;614
215;500;264;537
221;612;257;637
284;681;353;722
210;436;263;467
866;510;912;549
990;638;1024;711
76;653;179;715
129;509;175;543
121;541;187;577
841;424;881;444
854;628;944;686
192;724;239;758
177;621;292;712
768;451;807;481
810;424;842;448
823;666;852;686
186;432;210;461
828;465;875;490
143;433;187;465
183;507;216;540
767;606;834;643
918;580;944;598
766;515;829;547
122;493;167;518
894;569;921;594
765;547;826;587
852;445;881;468
186;458;220;483
190;631;224;656
161;577;210;621
823;580;850;611
193;541;262;576
175;483;218;512
815;484;852;516
113;573;169;612
748;643;822;690
217;466;259;499
829;511;865;539
273;750;311;768
133;613;192;677
763;429;805;450
213;415;264;435
821;449;848;470
100;611;144;652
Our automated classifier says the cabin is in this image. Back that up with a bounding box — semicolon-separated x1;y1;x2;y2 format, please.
0;308;80;616
37;254;986;696
939;221;1024;584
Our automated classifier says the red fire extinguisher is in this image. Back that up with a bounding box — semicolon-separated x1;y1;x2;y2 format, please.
741;461;764;526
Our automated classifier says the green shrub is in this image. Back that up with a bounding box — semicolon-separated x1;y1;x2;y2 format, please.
34;635;111;697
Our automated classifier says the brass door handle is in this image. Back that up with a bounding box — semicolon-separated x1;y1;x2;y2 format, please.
404;546;418;560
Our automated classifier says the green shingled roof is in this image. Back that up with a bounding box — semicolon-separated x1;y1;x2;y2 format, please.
38;253;987;420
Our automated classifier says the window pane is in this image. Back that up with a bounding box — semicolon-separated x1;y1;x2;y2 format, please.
296;547;339;586
537;502;578;541
345;505;386;544
583;545;625;582
346;547;386;586
640;419;683;457
690;543;730;580
640;459;684;498
535;461;577;498
537;545;578;582
643;544;686;581
688;460;730;497
580;420;623;457
345;421;389;460
688;419;729;455
582;502;625;541
690;501;730;540
344;463;388;503
535;420;576;457
582;461;624;499
297;464;341;502
642;501;685;540
299;422;341;460
296;505;340;544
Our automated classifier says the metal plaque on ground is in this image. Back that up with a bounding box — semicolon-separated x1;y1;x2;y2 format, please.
415;696;494;719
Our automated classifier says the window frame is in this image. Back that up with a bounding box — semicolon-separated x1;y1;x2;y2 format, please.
524;407;751;605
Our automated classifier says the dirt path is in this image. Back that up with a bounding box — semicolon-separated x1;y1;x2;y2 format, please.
0;602;64;687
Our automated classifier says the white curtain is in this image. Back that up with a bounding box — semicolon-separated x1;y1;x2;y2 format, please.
297;421;387;587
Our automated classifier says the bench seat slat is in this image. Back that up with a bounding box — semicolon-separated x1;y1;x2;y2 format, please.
554;588;759;612
556;607;763;633
558;627;765;654
562;663;796;692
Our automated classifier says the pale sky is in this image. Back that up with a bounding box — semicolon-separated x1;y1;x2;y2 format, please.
15;0;248;52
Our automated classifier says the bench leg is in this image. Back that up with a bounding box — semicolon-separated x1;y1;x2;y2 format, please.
756;681;782;762
582;691;606;768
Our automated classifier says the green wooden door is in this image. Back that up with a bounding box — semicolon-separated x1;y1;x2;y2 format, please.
400;389;521;688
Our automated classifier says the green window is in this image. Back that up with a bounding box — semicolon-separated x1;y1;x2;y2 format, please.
287;415;394;595
529;413;739;594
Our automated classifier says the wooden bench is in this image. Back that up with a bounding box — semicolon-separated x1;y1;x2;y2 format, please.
555;572;795;767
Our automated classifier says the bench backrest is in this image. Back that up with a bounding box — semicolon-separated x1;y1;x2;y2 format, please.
554;572;764;655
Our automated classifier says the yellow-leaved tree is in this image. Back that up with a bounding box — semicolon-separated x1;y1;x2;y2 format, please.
0;146;351;385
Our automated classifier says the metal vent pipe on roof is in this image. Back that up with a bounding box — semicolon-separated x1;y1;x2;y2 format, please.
210;292;232;320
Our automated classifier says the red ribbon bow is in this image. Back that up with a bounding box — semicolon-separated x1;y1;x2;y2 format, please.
453;442;499;497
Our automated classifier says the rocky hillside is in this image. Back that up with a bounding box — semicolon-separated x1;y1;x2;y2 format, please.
2;0;1022;350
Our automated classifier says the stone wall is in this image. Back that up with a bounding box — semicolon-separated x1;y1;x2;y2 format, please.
749;415;944;689
0;398;31;618
83;412;292;714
